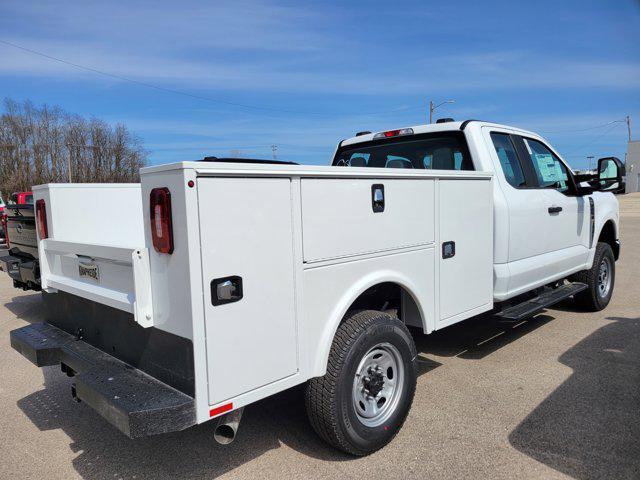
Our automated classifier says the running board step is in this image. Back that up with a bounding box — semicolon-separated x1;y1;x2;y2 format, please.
495;283;588;321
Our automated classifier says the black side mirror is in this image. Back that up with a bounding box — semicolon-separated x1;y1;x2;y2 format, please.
596;157;626;194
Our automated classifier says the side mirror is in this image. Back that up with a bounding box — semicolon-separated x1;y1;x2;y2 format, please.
596;157;626;194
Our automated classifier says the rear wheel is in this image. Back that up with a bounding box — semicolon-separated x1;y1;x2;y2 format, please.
305;310;417;456
570;242;615;311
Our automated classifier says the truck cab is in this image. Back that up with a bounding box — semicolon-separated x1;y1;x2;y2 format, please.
9;191;34;206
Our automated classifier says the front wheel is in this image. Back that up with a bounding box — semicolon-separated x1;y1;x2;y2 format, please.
570;242;615;311
305;310;417;456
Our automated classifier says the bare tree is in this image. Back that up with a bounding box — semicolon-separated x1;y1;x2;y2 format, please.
0;98;147;196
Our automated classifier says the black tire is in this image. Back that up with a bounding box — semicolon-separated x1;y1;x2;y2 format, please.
305;310;417;456
570;242;615;311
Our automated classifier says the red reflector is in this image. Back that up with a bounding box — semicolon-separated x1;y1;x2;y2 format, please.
150;187;174;254
35;199;48;239
210;402;233;417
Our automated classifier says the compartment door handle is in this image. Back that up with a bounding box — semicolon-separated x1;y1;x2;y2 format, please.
371;184;385;213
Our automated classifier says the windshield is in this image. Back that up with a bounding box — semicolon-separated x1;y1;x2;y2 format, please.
333;132;474;171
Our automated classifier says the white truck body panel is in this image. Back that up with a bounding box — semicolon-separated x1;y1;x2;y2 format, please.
197;177;298;404
31;183;143;245
32;184;153;327
34;163;493;422
301;179;435;262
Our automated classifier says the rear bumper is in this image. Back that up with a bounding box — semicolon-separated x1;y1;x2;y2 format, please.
0;249;40;290
10;322;196;438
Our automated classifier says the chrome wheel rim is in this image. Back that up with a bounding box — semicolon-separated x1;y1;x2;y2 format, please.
597;257;612;298
352;342;404;427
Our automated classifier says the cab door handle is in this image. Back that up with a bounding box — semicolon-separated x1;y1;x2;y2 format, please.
548;206;563;214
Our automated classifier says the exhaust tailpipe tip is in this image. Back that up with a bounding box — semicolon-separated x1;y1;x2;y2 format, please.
214;424;237;445
213;407;243;445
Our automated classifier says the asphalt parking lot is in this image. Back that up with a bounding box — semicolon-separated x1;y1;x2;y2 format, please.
1;194;639;480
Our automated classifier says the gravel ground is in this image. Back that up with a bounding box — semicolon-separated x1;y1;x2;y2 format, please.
0;194;639;480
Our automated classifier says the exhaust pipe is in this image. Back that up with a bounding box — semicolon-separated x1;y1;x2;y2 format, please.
213;407;243;445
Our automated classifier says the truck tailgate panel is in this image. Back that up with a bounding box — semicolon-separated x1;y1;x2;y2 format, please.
11;322;196;438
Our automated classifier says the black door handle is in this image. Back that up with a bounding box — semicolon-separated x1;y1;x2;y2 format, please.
548;206;563;214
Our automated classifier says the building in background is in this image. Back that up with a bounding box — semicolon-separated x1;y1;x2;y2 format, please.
626;141;640;193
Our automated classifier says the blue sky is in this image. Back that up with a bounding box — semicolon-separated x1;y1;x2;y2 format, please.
1;0;638;169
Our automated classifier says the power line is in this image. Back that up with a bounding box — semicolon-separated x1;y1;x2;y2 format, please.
537;119;626;134
0;39;418;117
563;122;623;156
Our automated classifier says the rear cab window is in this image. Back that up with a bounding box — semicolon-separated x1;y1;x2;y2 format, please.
333;132;474;171
490;133;526;188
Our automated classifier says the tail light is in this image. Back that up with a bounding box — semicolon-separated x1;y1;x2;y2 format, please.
1;214;8;247
150;187;174;254
36;199;48;239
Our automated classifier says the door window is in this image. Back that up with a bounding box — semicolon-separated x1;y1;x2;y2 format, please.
521;138;570;193
490;133;526;188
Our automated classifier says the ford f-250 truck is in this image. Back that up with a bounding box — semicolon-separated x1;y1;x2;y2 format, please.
10;120;624;456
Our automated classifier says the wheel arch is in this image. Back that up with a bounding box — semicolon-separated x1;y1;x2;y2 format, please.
311;273;428;378
597;218;619;260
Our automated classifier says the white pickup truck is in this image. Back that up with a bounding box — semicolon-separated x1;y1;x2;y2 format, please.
10;120;624;456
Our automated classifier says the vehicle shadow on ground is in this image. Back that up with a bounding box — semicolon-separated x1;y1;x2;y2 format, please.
509;316;640;480
18;371;352;479
3;292;45;323
13;295;577;479
413;311;556;360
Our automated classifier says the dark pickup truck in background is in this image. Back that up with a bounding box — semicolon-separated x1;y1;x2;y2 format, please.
0;191;40;291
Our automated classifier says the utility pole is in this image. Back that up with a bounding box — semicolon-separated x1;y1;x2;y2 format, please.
65;143;76;182
626;115;632;142
587;156;594;172
271;145;278;160
428;99;455;124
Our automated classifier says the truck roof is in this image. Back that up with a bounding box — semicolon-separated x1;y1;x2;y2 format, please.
141;120;544;175
339;120;541;148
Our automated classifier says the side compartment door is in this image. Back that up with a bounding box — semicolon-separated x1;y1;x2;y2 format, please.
198;177;297;405
438;178;493;325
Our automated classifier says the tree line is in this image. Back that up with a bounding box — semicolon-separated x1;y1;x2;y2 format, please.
0;98;147;197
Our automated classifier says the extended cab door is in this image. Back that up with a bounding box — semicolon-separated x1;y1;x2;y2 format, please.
484;129;588;297
515;136;589;270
